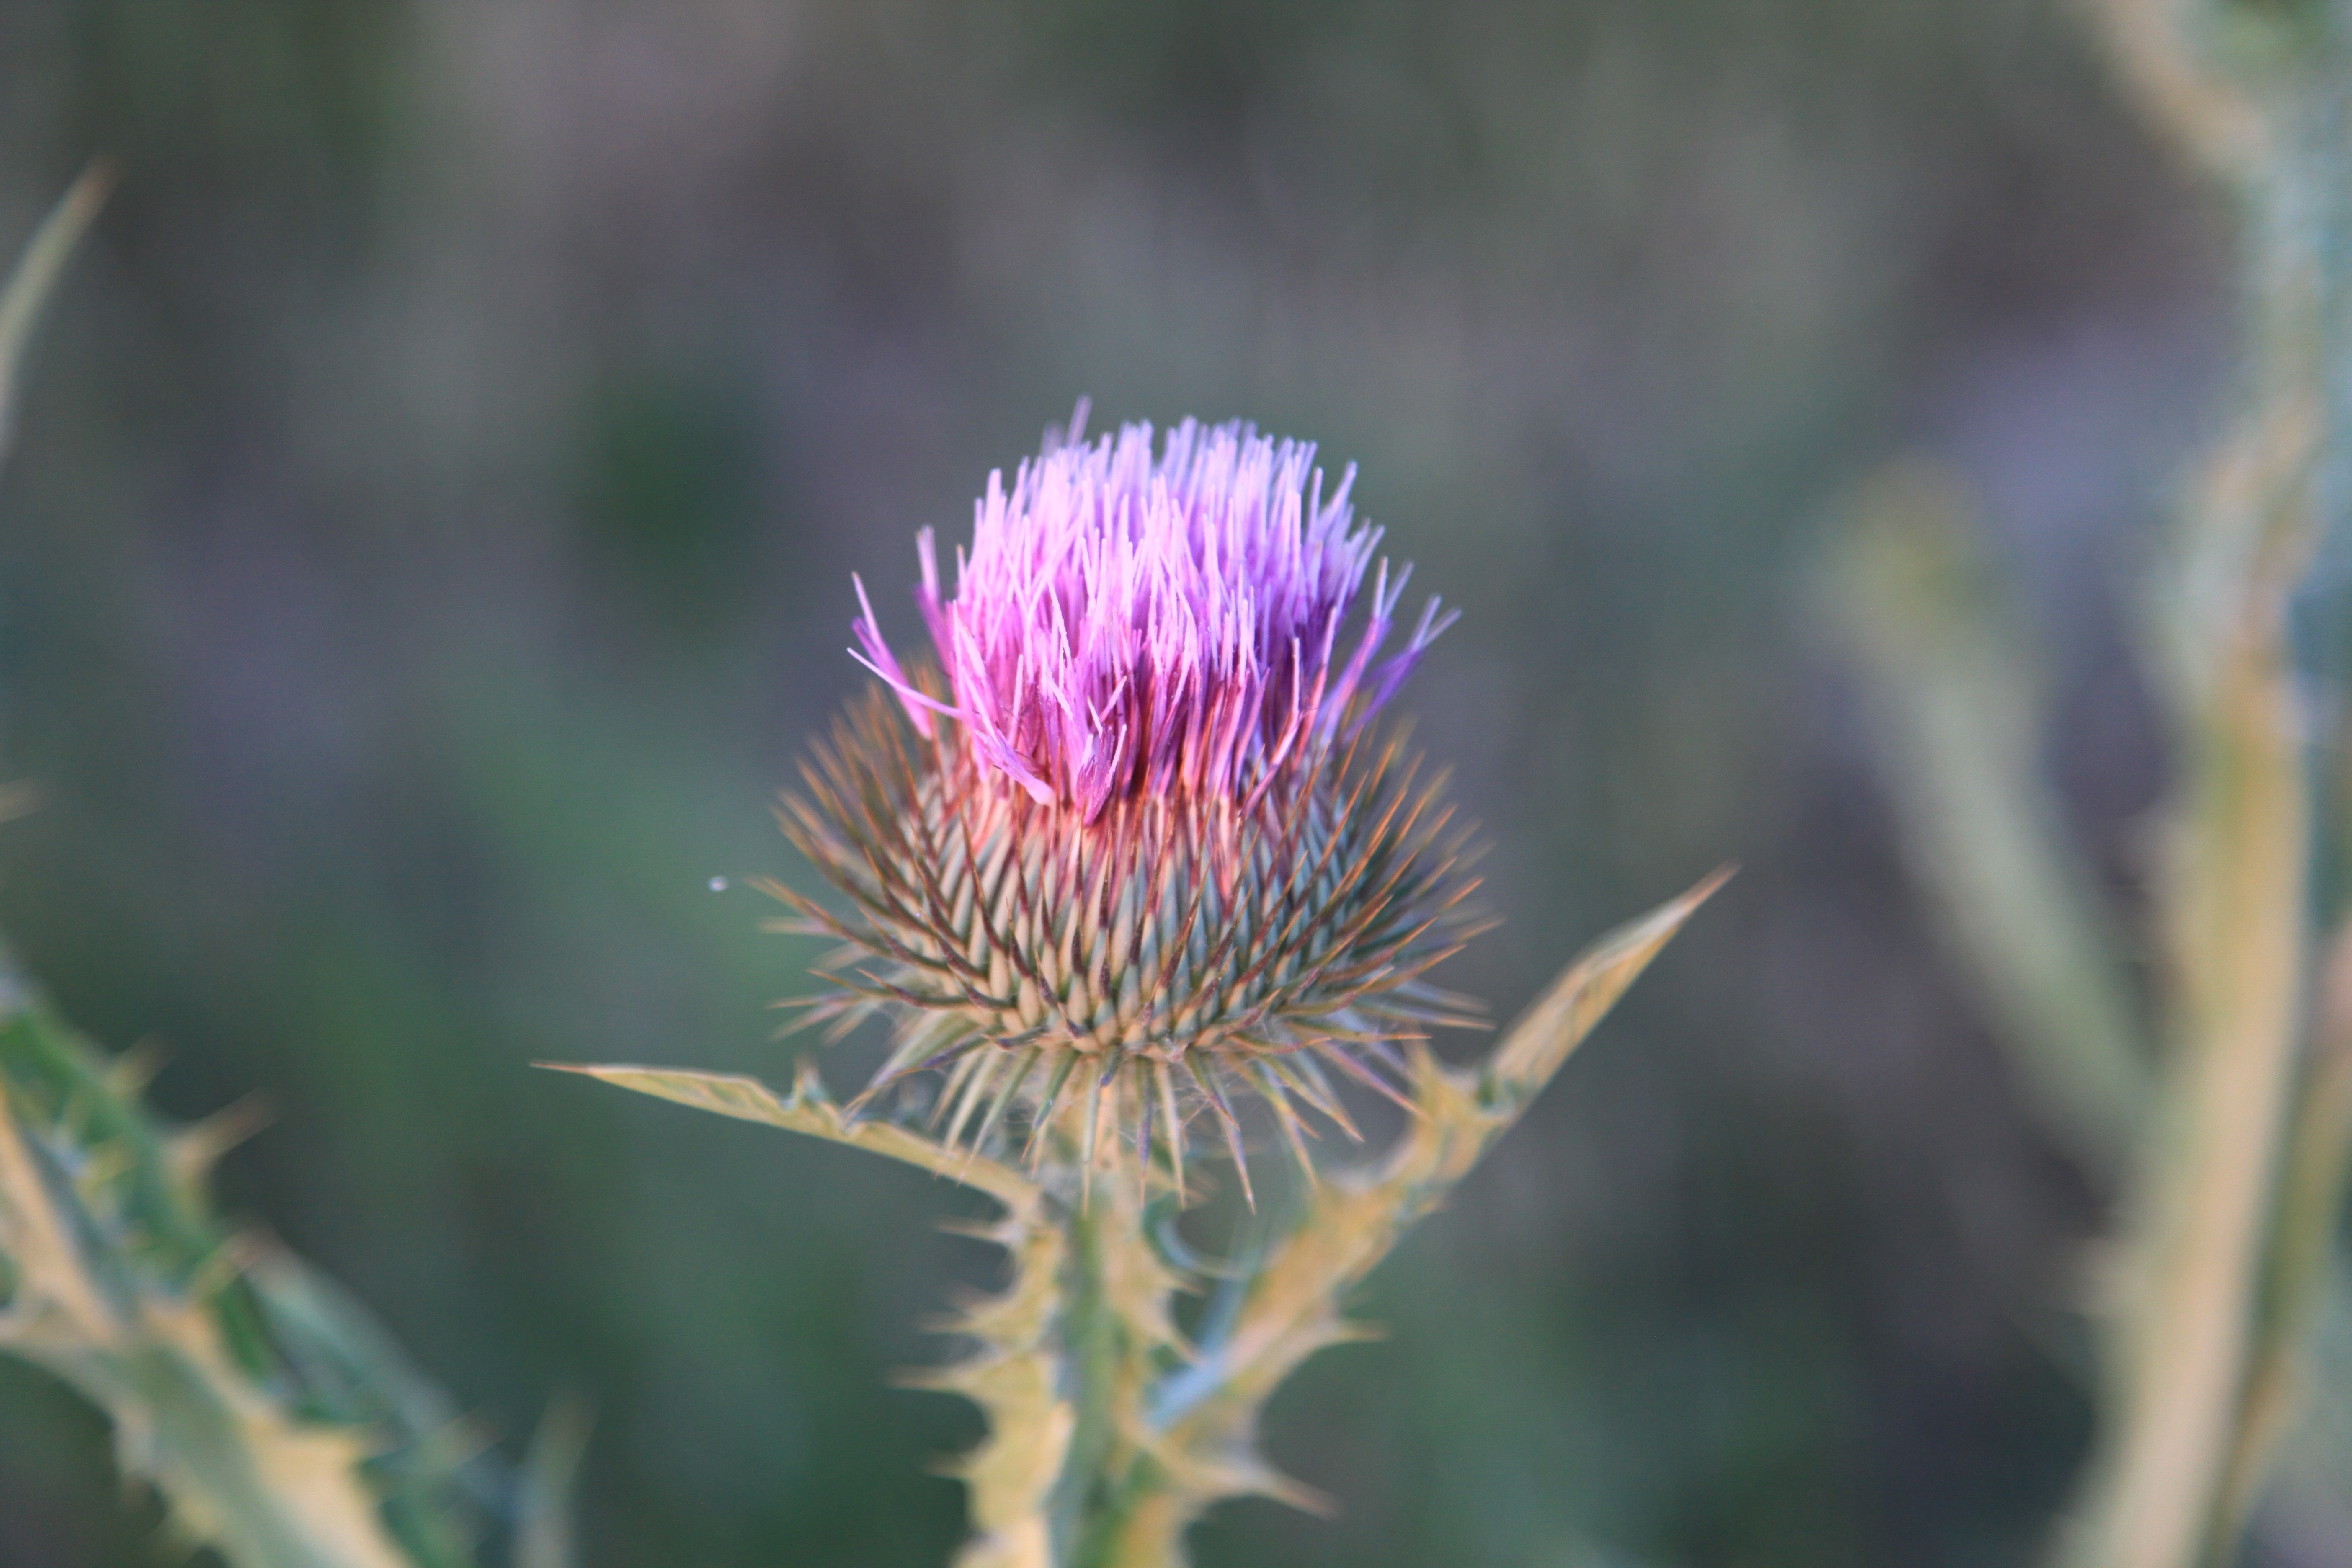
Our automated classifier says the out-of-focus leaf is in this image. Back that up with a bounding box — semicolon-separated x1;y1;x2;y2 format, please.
2052;0;2341;1537
2060;380;2316;1568
0;995;419;1568
0;161;111;467
1834;461;2147;1166
0;155;560;1568
240;1249;487;1568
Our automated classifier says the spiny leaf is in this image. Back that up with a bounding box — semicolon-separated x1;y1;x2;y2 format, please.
545;1059;1041;1214
0;1074;415;1568
903;1206;1074;1561
1104;869;1729;1563
553;1057;1080;1566
0;968;516;1568
238;1249;483;1567
84;1302;412;1568
1480;864;1733;1114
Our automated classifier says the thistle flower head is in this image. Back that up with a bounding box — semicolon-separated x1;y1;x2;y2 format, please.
779;410;1482;1194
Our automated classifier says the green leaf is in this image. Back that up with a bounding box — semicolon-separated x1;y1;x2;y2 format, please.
0;1056;415;1568
0;961;505;1568
545;1058;1041;1213
1106;869;1730;1565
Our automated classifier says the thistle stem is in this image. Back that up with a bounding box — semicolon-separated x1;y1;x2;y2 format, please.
1051;1198;1124;1564
2055;6;2352;1565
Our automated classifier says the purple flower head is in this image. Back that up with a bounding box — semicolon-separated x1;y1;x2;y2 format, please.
850;410;1457;820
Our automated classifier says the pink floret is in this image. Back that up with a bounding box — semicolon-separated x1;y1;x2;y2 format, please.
850;409;1456;820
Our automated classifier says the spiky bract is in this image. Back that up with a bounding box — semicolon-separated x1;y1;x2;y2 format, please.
771;686;1481;1191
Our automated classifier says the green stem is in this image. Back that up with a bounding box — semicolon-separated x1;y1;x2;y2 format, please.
1052;1199;1120;1566
1058;1182;1190;1568
1076;1453;1173;1568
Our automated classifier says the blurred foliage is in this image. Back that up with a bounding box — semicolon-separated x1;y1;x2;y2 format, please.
0;970;478;1568
1837;7;2352;1566
0;165;441;1568
0;0;2279;1565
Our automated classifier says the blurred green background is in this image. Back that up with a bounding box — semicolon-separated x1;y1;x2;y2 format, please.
0;2;2261;1565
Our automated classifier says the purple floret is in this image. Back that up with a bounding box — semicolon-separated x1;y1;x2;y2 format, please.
851;409;1456;820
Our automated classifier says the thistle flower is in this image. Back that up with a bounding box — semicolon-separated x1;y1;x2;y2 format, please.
772;409;1483;1196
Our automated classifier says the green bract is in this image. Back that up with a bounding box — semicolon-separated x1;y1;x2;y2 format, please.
771;682;1484;1198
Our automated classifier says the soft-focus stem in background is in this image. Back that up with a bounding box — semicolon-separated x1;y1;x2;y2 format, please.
1840;3;2352;1565
1835;464;2149;1171
2077;4;2352;1564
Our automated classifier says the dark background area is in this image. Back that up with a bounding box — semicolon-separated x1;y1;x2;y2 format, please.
0;3;2245;1565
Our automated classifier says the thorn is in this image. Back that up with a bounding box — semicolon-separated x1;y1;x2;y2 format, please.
970;1047;1041;1158
1186;1060;1254;1210
1269;1052;1360;1141
1311;1042;1422;1121
167;1095;272;1187
1153;1060;1187;1207
1024;1052;1081;1166
939;1049;1001;1149
1079;1056;1112;1209
1248;1060;1318;1185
